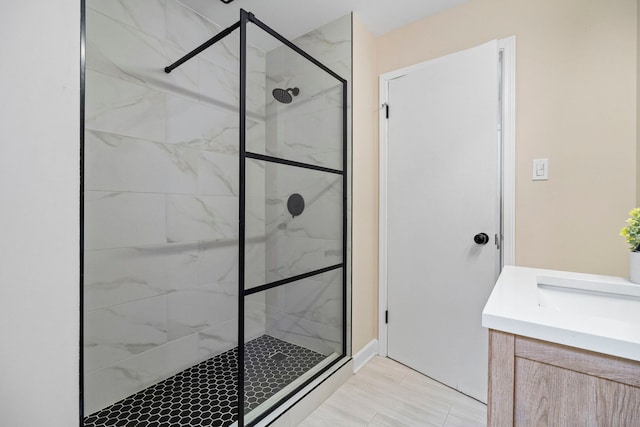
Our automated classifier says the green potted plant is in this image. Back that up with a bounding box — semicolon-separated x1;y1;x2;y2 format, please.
620;207;640;284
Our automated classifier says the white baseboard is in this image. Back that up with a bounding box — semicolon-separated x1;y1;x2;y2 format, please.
352;339;378;373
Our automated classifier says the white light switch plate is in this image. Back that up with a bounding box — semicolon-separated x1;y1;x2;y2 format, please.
532;159;548;180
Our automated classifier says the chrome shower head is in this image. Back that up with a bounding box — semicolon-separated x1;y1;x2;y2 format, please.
272;87;299;104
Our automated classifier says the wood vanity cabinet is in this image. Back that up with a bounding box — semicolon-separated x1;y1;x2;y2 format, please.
487;329;640;426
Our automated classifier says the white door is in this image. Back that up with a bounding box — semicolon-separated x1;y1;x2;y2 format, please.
386;40;499;403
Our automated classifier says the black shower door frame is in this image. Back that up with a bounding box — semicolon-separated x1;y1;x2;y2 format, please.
237;9;348;427
160;7;349;426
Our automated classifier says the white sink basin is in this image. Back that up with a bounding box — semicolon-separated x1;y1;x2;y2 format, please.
483;266;640;362
537;275;640;324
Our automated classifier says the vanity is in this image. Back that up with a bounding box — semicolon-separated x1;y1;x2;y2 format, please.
482;266;640;426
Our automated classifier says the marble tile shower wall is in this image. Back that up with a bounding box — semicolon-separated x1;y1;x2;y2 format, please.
263;15;351;356
83;0;267;415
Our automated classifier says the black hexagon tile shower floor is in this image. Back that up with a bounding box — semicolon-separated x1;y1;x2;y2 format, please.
84;335;326;427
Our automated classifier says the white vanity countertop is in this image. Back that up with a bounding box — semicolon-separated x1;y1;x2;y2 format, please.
482;265;640;362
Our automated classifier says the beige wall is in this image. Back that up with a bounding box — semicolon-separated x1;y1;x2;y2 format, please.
377;0;637;277
351;14;380;354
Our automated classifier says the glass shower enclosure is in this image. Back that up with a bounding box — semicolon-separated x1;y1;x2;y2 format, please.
82;4;348;427
238;10;347;426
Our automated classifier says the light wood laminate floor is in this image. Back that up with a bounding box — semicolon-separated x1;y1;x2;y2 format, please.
300;357;487;426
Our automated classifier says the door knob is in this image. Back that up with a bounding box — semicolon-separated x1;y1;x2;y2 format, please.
474;233;489;245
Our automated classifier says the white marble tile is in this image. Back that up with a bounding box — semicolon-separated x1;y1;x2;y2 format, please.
247;43;267;86
265;84;343;170
167;281;236;340
86;8;198;99
85;130;198;194
295;199;343;241
166;194;237;243
266;45;338;102
246;293;267;340
196;239;238;286
244;182;266;285
196;235;263;289
193;26;242;76
263;12;349;173
161;43;201;99
314;150;343;171
266;311;341;356
245;202;266;232
196;294;264;357
166;95;239;152
197;151;238;196
87;0;166;41
84;250;163;311
85;70;166;142
166;0;230;67
248;89;268;121
246;118;266;153
246;195;266;237
246;158;266;198
266;236;326;282
198;59;266;118
295;175;342;241
324;239;343;266
293;14;351;82
280;101;343;168
264;270;342;355
120;331;200;379
84;295;169;372
166;0;266;79
84;191;166;250
197;59;240;111
264;166;342;241
198;319;237;358
325;84;346;109
264;47;289;93
265;285;285;314
245;238;267;289
84;242;198;311
283;273;342;328
84;333;200;415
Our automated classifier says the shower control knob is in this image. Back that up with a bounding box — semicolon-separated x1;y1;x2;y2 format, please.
473;233;489;245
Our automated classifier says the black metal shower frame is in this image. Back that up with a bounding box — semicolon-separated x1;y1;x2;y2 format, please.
166;9;348;427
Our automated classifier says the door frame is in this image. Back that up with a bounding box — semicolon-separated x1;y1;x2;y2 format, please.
377;36;516;357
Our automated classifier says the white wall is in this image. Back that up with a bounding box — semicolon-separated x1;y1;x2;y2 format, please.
0;1;80;426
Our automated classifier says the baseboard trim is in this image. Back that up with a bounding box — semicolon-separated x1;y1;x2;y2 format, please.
352;339;378;373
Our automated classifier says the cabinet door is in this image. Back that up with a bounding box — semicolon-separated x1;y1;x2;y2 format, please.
515;358;640;426
596;378;640;425
515;358;597;425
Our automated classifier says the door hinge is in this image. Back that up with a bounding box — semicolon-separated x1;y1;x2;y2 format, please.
385;310;389;324
495;233;502;250
382;103;389;119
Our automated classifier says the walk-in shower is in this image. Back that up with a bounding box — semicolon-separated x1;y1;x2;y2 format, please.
82;3;350;426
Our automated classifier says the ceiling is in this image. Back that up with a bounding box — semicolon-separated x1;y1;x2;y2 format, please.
181;0;469;47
